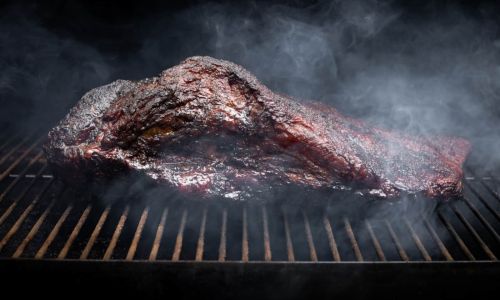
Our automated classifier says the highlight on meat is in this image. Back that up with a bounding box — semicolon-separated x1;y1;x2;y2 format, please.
44;56;470;200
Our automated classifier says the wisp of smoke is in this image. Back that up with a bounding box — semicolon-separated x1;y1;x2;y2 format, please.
1;0;499;259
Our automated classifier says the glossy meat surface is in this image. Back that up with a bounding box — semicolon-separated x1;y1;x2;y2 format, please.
44;56;470;200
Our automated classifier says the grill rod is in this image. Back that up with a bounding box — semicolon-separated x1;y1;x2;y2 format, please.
127;207;149;260
0;178;56;252
323;215;341;261
0;164;48;226
438;211;476;260
262;206;272;261
462;197;500;243
451;205;497;261
242;206;249;262
0;134;19;153
149;207;169;261
303;212;318;262
465;182;500;222
12;195;60;258
80;205;111;259
385;220;409;261
345;218;363;261
217;208;228;262
282;208;295;262
366;220;386;261
0;152;44;203
0;137;43;182
404;218;432;261
195;206;208;261
0;135;33;166
35;203;73;259
423;217;454;261
103;206;130;260
57;204;92;259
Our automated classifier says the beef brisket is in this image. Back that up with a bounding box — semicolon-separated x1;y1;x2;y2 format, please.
44;56;470;200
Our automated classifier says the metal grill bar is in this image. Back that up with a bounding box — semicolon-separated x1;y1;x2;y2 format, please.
465;167;500;204
58;204;92;259
479;178;500;204
451;205;497;261
462;197;500;242
344;218;363;261
262;206;272;261
465;182;500;221
303;211;318;262
149;207;168;261
323;215;341;261
438;211;476;261
218;208;227;262
172;209;188;261
12;197;58;258
282;208;295;262
0;135;32;166
0;178;55;252
423;217;453;261
385;220;409;261
80;205;111;259
0;134;19;153
0;152;44;203
8;174;53;178
35;204;73;259
126;207;149;260
404;218;432;261
366;220;386;261
195;207;207;261
0;138;43;182
466;168;500;206
242;206;249;262
0;165;48;226
103;206;130;260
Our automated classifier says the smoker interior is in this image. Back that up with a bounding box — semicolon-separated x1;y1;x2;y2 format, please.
0;126;499;298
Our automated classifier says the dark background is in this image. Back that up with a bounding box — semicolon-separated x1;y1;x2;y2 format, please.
1;0;500;167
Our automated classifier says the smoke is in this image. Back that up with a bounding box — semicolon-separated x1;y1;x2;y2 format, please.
0;3;113;128
178;0;499;168
1;0;499;260
3;0;499;167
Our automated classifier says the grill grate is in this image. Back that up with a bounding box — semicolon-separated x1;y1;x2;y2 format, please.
0;133;499;262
